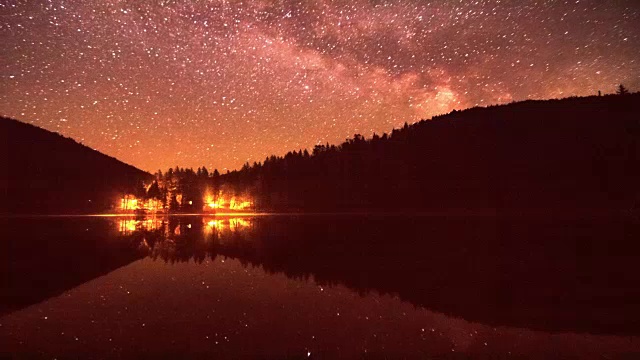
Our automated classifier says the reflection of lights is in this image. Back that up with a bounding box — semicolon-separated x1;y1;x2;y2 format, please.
117;218;164;234
205;218;224;233
139;239;150;250
229;218;250;228
204;217;251;233
119;219;137;232
117;216;251;237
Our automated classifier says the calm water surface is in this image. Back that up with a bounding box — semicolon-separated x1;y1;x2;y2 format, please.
1;215;639;358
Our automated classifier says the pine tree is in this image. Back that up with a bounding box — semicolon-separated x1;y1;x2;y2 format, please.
617;84;629;96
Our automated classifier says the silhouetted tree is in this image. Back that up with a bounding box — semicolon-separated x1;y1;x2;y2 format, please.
617;84;629;95
147;181;162;200
169;194;179;211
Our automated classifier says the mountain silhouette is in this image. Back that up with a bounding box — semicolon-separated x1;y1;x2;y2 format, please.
210;93;640;213
3;93;639;214
1;117;151;214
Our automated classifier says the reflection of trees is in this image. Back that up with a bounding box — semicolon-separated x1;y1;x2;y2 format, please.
123;215;640;335
123;216;254;264
5;218;148;315
117;217;165;234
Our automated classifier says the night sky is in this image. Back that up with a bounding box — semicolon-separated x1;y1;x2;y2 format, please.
1;1;638;172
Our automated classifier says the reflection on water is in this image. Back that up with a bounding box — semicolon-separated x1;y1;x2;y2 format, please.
117;218;165;234
116;216;251;236
2;215;640;358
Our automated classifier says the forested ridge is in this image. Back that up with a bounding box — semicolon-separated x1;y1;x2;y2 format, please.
3;93;639;214
205;93;638;212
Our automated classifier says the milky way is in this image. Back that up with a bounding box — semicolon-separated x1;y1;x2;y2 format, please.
1;0;638;172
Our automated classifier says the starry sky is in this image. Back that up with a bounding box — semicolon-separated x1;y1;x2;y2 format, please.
1;0;639;172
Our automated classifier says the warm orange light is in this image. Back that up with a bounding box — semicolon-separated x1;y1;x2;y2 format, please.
117;218;164;234
204;218;223;234
118;219;138;233
207;202;222;209
120;196;138;210
204;193;226;210
204;217;251;233
229;197;252;210
229;218;250;228
118;196;163;212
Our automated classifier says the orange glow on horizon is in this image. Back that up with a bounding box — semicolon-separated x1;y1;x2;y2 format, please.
204;192;253;212
119;190;253;214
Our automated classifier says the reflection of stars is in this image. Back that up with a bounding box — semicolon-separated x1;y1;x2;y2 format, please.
1;1;638;172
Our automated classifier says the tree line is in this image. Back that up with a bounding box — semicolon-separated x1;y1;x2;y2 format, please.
147;92;639;213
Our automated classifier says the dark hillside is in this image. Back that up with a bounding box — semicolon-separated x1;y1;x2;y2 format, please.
0;118;151;214
217;94;640;213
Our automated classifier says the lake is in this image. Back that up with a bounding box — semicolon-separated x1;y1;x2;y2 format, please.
1;214;639;358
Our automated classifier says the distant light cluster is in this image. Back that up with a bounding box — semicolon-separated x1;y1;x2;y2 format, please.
1;0;638;171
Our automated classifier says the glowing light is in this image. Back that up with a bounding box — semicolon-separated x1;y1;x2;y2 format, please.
204;193;253;212
204;219;222;234
229;218;250;228
120;196;138;210
117;218;164;234
118;195;163;213
119;190;253;214
119;219;137;233
204;217;251;233
229;197;252;211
